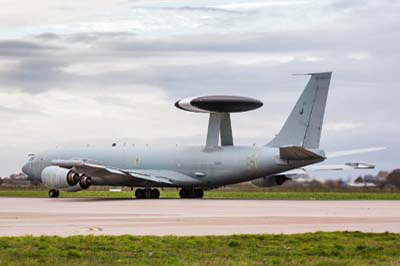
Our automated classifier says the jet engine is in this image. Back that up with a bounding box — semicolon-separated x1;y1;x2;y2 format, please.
41;166;91;190
251;175;291;188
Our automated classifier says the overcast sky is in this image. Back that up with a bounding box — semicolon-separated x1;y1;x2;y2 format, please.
0;0;398;177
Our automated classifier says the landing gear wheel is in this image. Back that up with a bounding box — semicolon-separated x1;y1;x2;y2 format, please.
135;189;144;199
144;188;152;198
194;189;204;199
179;189;189;199
48;189;59;198
151;189;160;199
180;188;204;199
135;188;161;199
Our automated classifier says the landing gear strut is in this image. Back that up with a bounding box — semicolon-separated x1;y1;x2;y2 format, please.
135;188;160;199
179;188;204;199
48;189;59;198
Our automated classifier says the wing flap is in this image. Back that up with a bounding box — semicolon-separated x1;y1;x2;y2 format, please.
126;170;201;185
125;170;174;185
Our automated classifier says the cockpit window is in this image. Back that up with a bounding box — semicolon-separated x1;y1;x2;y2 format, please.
28;157;35;161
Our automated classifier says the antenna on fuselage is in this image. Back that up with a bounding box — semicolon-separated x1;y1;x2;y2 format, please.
174;95;263;150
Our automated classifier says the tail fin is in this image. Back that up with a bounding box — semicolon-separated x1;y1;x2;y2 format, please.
267;72;332;149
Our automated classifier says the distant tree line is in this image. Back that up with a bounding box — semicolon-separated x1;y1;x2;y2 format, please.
355;169;400;189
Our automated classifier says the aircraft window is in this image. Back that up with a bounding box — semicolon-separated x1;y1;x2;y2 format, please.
29;157;35;161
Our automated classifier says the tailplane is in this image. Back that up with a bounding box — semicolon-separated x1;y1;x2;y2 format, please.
267;72;332;149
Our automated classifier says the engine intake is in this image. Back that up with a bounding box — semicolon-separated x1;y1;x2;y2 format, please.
66;170;80;186
79;174;92;189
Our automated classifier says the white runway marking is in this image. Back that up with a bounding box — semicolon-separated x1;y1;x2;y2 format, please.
0;198;399;236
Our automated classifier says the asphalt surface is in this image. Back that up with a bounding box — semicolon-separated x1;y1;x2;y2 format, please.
0;198;399;236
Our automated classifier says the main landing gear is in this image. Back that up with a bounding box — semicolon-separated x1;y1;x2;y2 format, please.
134;188;204;199
135;188;160;199
48;189;60;198
179;188;204;199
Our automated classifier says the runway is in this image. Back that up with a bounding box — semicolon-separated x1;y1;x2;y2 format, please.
0;198;399;236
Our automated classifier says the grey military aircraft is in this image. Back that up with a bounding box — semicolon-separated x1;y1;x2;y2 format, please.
21;72;383;198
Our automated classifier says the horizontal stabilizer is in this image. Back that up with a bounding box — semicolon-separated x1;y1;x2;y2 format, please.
280;146;325;161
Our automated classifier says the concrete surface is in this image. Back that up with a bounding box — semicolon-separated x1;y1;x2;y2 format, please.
0;198;399;236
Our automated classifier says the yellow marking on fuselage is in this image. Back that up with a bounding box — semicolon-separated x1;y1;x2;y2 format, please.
247;151;259;169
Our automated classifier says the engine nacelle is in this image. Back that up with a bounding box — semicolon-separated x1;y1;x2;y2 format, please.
41;166;81;189
251;175;291;188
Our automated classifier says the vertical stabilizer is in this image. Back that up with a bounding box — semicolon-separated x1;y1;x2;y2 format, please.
267;72;332;149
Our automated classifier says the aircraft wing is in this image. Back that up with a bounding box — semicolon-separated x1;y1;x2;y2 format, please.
51;159;200;186
282;162;375;176
279;147;384;177
326;147;385;158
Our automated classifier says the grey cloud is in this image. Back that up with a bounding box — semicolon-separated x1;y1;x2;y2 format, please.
27;4;399;56
35;32;137;43
133;6;243;14
35;33;60;40
0;59;73;94
0;38;399;101
0;40;58;57
66;32;136;43
328;0;368;10
95;96;136;109
0;105;45;116
95;26;398;56
0;1;397;139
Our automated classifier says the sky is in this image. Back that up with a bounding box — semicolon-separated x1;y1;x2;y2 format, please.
0;0;399;177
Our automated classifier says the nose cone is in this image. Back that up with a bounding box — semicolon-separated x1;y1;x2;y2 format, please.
22;162;31;177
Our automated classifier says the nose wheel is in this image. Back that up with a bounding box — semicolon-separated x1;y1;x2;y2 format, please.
48;189;59;198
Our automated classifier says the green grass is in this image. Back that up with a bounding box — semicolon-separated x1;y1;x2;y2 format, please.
0;232;399;265
0;190;400;200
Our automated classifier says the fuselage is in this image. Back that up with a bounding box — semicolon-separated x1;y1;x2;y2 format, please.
22;145;323;188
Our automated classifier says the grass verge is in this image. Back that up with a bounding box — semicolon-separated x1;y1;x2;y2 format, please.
0;232;399;266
